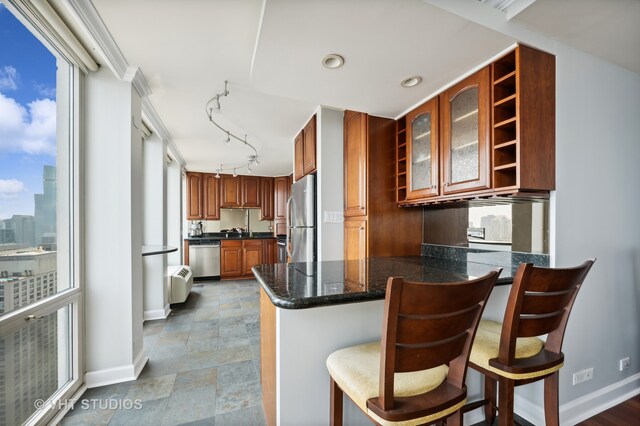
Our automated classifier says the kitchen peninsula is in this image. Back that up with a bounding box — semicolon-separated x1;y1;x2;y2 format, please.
252;252;542;425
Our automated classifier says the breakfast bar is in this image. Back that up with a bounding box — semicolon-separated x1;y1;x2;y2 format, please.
253;255;524;426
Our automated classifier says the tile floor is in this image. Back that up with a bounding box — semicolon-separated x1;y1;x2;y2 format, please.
60;280;266;425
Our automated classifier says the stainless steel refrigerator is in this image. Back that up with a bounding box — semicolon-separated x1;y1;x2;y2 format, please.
286;174;316;262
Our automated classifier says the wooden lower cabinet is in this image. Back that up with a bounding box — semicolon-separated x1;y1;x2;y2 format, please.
344;218;367;260
243;240;264;276
260;288;276;426
264;239;277;264
221;240;243;278
222;239;276;279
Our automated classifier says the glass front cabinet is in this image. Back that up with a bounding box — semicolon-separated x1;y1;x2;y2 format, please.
441;67;491;194
406;97;439;199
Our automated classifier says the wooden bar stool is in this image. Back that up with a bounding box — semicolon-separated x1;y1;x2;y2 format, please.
326;270;500;426
466;260;595;425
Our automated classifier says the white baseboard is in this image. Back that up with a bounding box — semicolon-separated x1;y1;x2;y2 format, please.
462;373;640;425
559;373;640;425
143;304;170;321
84;350;149;388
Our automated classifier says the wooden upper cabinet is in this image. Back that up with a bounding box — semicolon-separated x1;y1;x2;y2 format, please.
492;45;555;192
261;177;274;220
303;115;317;175
294;132;304;181
294;115;317;181
344;110;367;217
274;176;289;222
220;174;241;207
440;66;491;195
186;172;203;220
406;98;439;200
241;176;260;207
203;173;220;220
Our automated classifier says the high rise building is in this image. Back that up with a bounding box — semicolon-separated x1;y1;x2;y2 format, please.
1;216;35;247
34;165;56;247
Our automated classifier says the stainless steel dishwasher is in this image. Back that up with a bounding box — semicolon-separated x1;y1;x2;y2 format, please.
188;239;221;280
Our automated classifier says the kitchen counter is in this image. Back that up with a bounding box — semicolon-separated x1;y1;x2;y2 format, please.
184;233;275;241
254;255;522;425
253;255;514;310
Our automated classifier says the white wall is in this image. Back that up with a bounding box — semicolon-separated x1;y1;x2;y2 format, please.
545;44;640;422
316;107;344;261
84;66;146;387
142;132;168;320
166;159;182;266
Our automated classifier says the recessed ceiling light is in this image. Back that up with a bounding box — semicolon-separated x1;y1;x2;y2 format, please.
322;54;345;69
401;76;422;88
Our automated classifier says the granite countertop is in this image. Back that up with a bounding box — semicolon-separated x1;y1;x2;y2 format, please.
185;232;275;241
252;256;515;310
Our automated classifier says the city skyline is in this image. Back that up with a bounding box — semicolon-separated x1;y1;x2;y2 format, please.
0;3;57;221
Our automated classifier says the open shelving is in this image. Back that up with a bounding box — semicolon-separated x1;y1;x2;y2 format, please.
492;49;518;189
396;117;407;203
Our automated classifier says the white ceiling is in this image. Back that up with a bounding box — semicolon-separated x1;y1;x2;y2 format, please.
89;0;639;176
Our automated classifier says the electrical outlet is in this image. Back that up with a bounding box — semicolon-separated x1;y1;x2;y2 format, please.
619;357;631;371
572;368;593;385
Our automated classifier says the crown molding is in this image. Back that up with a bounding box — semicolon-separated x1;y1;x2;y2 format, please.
65;0;128;77
142;99;186;168
123;66;151;98
64;0;186;168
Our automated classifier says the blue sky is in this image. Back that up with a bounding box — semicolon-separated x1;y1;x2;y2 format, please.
0;3;57;220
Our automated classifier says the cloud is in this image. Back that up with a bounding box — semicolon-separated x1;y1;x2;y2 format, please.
0;66;19;91
0;92;56;156
0;178;25;199
35;83;56;98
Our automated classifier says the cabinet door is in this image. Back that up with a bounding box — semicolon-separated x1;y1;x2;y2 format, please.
220;174;241;207
294;132;304;181
221;241;242;277
203;173;220;220
344;219;367;288
186;172;203;219
344;218;367;260
243;240;264;276
274;221;287;237
274;176;289;222
441;67;491;194
303;115;317;175
406;98;439;200
263;239;277;264
241;176;260;207
344;110;367;216
260;177;274;220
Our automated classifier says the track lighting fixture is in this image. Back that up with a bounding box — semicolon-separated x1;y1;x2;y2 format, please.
205;81;260;174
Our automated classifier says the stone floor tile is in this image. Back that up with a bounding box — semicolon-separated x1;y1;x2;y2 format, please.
161;385;217;426
216;360;258;389
137;356;183;379
214;405;266;426
108;397;168;426
215;382;261;415
125;374;176;402
173;367;218;392
214;345;253;366
59;408;115;425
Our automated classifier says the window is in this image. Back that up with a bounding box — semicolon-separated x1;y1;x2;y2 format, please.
0;3;82;425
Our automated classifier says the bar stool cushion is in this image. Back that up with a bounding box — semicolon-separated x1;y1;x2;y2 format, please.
470;320;562;379
327;341;462;425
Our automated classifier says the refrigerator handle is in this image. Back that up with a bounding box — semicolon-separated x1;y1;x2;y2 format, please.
285;195;293;261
